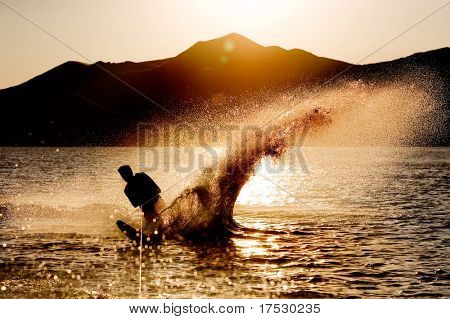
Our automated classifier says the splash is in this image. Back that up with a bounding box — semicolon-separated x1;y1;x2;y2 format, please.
158;105;332;238
301;75;446;146
157;72;446;239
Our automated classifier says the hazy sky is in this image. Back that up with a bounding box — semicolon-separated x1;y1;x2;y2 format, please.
1;0;449;88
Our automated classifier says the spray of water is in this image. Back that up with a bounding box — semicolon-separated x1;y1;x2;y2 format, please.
156;73;446;239
157;105;333;239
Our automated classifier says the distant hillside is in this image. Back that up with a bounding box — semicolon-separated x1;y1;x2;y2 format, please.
0;33;448;146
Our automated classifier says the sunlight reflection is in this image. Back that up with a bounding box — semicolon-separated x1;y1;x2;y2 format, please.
236;159;290;206
234;238;268;257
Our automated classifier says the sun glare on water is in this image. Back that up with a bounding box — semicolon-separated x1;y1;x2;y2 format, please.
236;158;300;207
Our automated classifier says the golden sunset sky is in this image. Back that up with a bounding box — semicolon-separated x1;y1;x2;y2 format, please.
0;0;449;88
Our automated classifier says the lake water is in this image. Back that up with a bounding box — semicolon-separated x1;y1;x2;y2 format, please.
0;147;449;298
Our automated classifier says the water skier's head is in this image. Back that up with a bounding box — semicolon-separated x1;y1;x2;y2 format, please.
118;165;133;182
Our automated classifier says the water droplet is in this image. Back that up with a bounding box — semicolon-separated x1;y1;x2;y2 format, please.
1;286;6;291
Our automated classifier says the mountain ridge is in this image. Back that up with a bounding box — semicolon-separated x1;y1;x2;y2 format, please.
0;33;448;146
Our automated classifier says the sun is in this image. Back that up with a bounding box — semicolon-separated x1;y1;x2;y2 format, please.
192;0;296;31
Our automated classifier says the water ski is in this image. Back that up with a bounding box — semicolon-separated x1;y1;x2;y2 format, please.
116;220;150;246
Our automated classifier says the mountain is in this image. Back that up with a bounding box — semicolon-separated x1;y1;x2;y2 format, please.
0;33;448;146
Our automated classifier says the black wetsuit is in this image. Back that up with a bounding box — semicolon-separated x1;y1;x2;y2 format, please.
124;173;161;212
